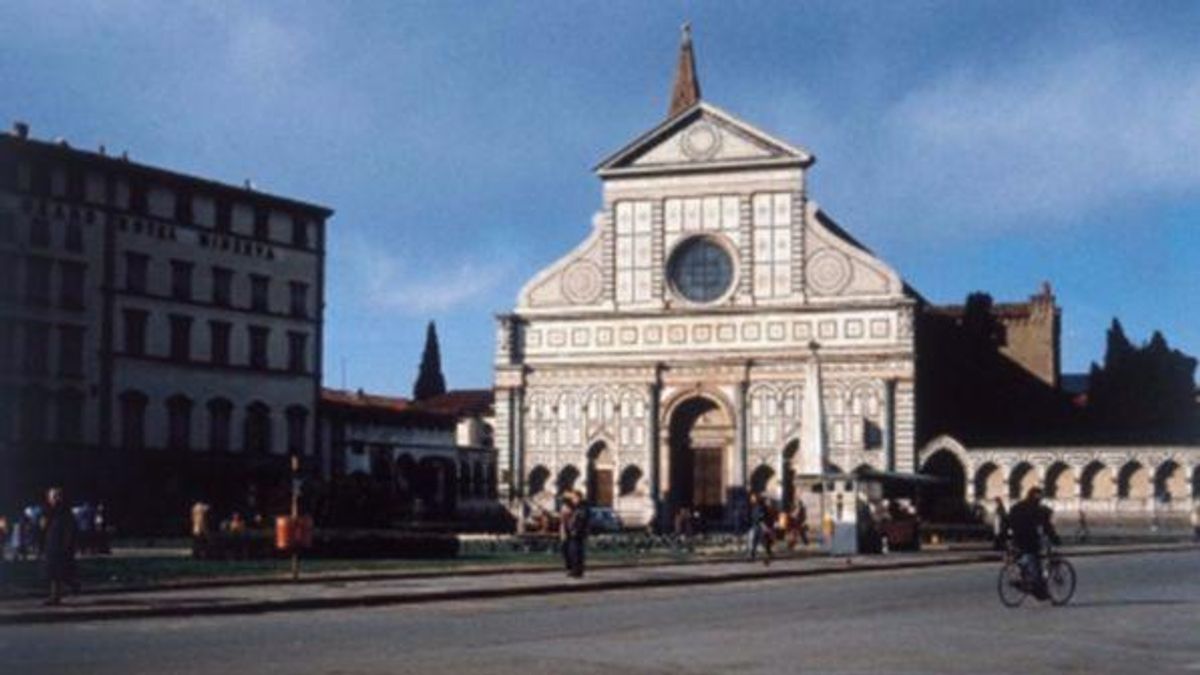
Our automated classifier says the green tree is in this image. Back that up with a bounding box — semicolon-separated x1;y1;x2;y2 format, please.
413;321;447;401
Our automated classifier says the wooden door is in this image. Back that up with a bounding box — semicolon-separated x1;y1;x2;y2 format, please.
592;468;613;507
693;446;724;510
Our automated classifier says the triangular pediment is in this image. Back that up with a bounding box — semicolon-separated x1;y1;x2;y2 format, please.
595;102;814;176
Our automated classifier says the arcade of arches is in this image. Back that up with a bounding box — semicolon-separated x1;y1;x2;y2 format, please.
918;438;1200;523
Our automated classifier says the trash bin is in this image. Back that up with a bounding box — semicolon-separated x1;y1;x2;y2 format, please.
275;516;295;551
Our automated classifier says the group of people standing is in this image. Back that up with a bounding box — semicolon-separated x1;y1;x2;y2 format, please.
0;487;83;605
2;494;106;565
746;493;810;565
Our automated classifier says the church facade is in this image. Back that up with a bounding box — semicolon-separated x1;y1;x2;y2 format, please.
494;30;918;528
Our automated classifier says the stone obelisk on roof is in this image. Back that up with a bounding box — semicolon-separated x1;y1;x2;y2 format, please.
668;23;701;117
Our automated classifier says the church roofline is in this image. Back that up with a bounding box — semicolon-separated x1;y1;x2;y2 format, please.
593;101;815;176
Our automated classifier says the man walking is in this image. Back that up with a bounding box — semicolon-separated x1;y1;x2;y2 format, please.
788;499;809;550
560;491;589;578
746;493;773;564
992;497;1009;551
558;493;575;575
42;487;78;606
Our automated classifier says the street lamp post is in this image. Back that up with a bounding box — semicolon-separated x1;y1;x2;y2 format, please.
290;454;300;581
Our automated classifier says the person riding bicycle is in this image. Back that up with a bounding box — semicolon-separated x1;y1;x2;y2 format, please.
1007;486;1061;600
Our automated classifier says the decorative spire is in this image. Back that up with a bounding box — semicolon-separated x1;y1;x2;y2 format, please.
668;22;701;118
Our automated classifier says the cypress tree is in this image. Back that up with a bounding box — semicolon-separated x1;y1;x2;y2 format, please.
413;321;447;401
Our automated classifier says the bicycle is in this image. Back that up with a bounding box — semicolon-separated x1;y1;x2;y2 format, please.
997;542;1076;607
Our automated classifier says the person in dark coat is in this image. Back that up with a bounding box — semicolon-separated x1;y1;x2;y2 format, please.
561;491;589;578
746;493;764;561
42;487;79;606
1008;487;1061;601
559;494;576;575
992;497;1010;551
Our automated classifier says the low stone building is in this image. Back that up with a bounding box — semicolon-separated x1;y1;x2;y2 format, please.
916;286;1199;525
318;388;497;523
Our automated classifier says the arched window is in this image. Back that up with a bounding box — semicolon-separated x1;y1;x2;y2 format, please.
1117;462;1149;500
618;465;643;497
974;463;1003;502
1154;461;1185;501
1044;463;1075;499
749;464;775;496
118;390;148;450
557;465;580;495
244;401;271;454
1008;462;1037;501
527;465;551;496
207;398;233;453
1080;462;1112;499
285;405;308;456
166;394;193;451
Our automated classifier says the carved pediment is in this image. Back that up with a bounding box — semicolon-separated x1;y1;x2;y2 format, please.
804;201;904;300
595;103;813;176
517;212;611;312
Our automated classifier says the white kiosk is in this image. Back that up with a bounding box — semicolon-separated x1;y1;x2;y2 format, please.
794;342;864;555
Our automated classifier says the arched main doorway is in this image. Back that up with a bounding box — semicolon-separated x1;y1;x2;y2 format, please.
667;396;733;524
918;449;967;522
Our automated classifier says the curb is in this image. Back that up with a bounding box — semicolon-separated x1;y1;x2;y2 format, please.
2;544;1193;626
0;550;786;601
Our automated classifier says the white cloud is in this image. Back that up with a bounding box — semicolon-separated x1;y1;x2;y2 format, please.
224;13;308;85
352;242;511;315
875;40;1200;232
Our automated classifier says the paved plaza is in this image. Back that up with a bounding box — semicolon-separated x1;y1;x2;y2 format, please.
2;550;1197;674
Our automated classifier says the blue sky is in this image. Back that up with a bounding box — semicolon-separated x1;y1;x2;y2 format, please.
4;1;1197;393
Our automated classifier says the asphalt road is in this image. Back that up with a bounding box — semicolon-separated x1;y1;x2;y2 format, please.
2;550;1197;674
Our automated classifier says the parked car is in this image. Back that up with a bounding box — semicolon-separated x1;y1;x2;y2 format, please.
588;507;622;533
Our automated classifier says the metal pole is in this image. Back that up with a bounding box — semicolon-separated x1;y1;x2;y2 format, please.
290;454;300;581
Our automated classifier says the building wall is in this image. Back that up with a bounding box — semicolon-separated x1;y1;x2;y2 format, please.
497;106;916;529
995;287;1060;388
0;188;105;452
0;129;329;520
108;197;320;456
